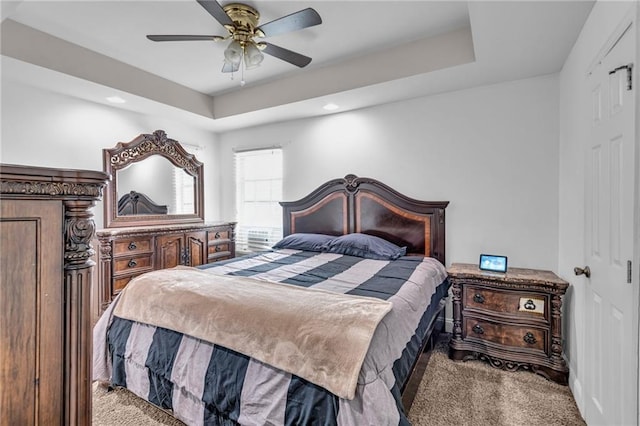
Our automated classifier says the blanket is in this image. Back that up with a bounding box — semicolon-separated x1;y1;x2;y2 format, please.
111;266;393;400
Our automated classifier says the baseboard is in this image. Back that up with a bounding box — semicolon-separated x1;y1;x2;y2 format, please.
569;367;585;420
445;317;453;333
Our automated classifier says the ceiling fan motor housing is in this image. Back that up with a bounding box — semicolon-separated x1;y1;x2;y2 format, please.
223;3;261;43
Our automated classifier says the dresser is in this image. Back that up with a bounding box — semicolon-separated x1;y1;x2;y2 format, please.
96;221;235;313
1;164;108;425
448;263;569;384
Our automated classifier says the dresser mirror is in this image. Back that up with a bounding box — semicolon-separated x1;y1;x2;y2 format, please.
103;130;204;228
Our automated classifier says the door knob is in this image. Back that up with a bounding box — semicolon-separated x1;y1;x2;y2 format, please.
574;266;591;278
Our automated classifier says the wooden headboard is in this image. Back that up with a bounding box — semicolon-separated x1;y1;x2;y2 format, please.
280;174;449;264
117;191;168;215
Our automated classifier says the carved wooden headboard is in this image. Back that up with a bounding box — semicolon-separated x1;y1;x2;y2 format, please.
280;174;449;264
117;191;168;215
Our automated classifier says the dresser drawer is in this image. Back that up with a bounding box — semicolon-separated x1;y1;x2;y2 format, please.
464;286;547;319
113;254;153;274
113;237;153;254
114;275;136;293
463;316;547;353
208;243;232;261
209;242;230;254
209;228;232;242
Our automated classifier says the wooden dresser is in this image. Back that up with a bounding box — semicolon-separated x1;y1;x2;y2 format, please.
448;263;569;384
96;221;235;312
0;164;108;425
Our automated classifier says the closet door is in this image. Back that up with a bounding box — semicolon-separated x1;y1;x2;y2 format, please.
1;200;63;425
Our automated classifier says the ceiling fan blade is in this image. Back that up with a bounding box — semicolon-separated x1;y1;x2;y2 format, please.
197;0;233;27
147;35;224;42
261;42;312;68
222;61;240;73
256;8;321;38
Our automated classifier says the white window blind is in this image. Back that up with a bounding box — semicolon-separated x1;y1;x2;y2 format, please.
173;168;195;214
234;148;283;253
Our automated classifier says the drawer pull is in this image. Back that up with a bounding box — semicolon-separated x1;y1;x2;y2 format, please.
128;242;137;250
214;232;221;239
127;259;138;268
523;332;537;345
473;293;485;304
472;324;484;335
524;299;536;310
215;245;222;252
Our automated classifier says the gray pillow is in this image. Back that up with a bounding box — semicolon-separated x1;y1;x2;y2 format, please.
324;233;407;260
272;233;335;252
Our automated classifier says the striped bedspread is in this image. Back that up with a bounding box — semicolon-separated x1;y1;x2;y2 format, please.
93;249;449;426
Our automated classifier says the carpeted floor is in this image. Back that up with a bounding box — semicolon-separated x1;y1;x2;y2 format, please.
407;341;585;425
93;340;585;425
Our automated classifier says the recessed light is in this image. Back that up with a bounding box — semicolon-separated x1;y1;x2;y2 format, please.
106;96;126;104
323;103;339;111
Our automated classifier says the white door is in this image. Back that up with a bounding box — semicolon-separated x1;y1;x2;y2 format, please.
584;22;637;426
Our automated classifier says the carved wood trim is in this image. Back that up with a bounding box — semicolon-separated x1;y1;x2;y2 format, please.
107;130;201;175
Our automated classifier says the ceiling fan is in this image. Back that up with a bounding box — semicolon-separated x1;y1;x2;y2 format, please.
147;0;322;74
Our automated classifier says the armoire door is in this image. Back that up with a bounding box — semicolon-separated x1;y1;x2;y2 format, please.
1;200;63;425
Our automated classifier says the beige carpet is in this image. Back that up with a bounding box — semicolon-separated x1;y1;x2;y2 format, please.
93;341;585;425
407;343;585;426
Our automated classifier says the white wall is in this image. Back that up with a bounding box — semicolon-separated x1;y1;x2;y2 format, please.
558;0;638;416
0;79;221;227
219;74;560;270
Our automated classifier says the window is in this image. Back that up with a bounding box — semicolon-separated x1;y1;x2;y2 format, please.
234;148;283;253
173;167;195;214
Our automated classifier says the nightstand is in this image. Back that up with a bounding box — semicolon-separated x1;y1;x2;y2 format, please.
448;263;569;384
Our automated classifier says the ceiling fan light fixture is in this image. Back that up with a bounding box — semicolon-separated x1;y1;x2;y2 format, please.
244;42;264;69
224;40;243;65
147;1;322;74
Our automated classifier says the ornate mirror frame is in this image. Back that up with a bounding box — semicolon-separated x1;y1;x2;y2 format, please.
103;130;204;228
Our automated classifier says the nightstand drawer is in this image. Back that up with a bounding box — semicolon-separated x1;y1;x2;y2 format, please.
464;286;548;319
463;316;547;352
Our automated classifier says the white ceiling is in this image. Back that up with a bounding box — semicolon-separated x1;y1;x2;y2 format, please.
1;0;594;132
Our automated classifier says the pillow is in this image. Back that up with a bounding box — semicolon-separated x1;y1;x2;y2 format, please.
323;233;407;260
272;233;335;252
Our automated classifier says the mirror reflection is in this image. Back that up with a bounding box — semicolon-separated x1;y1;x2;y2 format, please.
117;156;195;215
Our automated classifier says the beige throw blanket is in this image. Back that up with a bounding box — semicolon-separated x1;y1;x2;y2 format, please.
112;266;392;400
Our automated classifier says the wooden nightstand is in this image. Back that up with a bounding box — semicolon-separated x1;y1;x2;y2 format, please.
448;263;569;384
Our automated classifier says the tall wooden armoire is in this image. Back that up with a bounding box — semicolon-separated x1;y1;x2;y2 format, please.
0;164;108;425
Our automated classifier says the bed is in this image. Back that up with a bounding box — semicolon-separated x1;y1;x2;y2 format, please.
93;174;450;425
